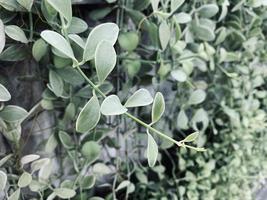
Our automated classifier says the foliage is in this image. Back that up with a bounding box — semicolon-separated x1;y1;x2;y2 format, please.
0;0;267;199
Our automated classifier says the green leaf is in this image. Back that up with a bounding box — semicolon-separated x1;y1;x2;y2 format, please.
197;4;219;18
0;154;13;168
0;170;7;191
81;175;95;189
31;158;50;173
81;141;101;163
83;23;119;61
47;0;72;24
188;89;206;105
118;32;139;51
68;34;85;49
67;17;88;34
8;188;20;200
100;95;127;116
147;132;158;167
5;25;28;43
0;19;5;54
171;0;185;12
21;154;40;166
177;109;188;130
151;92;165;124
175;12;192;24
32;39;48;61
192;24;215;41
0;105;28;122
76;96;101;133
18;171;32;188
159;21;170;50
54;188;76;199
16;0;33;11
183;132;199;142
192;108;209;131
0;45;28;61
150;0;159;11
59;131;74;149
95;40;117;83
0;83;11;102
116;180;131;191
0;0;22;12
125;89;153;108
48;70;64;97
171;69;187;82
41;30;76;61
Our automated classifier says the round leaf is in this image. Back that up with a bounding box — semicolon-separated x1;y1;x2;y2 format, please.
81;141;101;163
95;40;117;83
171;69;187;82
0;83;11;102
76;95;101;133
83;23;119;61
188;89;206;105
125;88;153;108
100;95;127;116
118;32;139;51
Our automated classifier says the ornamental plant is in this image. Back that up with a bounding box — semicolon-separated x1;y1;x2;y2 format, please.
0;0;267;200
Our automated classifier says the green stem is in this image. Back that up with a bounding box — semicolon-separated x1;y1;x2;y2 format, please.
29;12;33;41
76;66;181;146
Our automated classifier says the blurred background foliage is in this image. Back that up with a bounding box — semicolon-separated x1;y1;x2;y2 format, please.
0;0;267;199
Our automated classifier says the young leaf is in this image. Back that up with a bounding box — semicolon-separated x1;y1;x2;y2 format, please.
21;154;40;166
5;25;28;43
41;30;76;61
182;132;199;142
151;92;165;124
188;89;206;105
32;39;48;61
147;132;158;167
17;0;33;11
118;32;139;51
67;17;88;34
83;23;119;61
0;105;28;122
81;141;101;163
0;170;7;191
0;19;5;54
59;131;74;149
54;188;76;199
47;0;72;23
125;89;153;108
0;83;11;102
100;95;127;115
159;21;170;50
171;69;187;82
177;109;188;130
95;40;117;83
198;4;219;18
8;188;20;200
18;172;32;188
76;96;101;133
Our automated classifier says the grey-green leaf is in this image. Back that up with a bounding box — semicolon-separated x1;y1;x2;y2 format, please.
76;95;101;133
150;0;159;11
81;141;101;163
177;109;188;130
67;17;88;34
152;92;165;124
159;21;170;50
192;24;215;41
32;39;48;61
198;4;219;18
17;0;33;11
47;0;72;23
5;25;28;43
0;19;5;54
59;131;74;149
147;132;158;167
171;0;185;12
171;69;187;82
0;83;11;102
183;132;199;142
100;95;127;116
48;70;64;97
95;40;117;83
0;170;7;191
175;12;192;24
83;23;119;61
18;171;32;188
188;89;206;105
54;188;76;199
21;154;40;166
0;105;28;122
41;30;76;61
125;89;153;108
69;34;85;49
